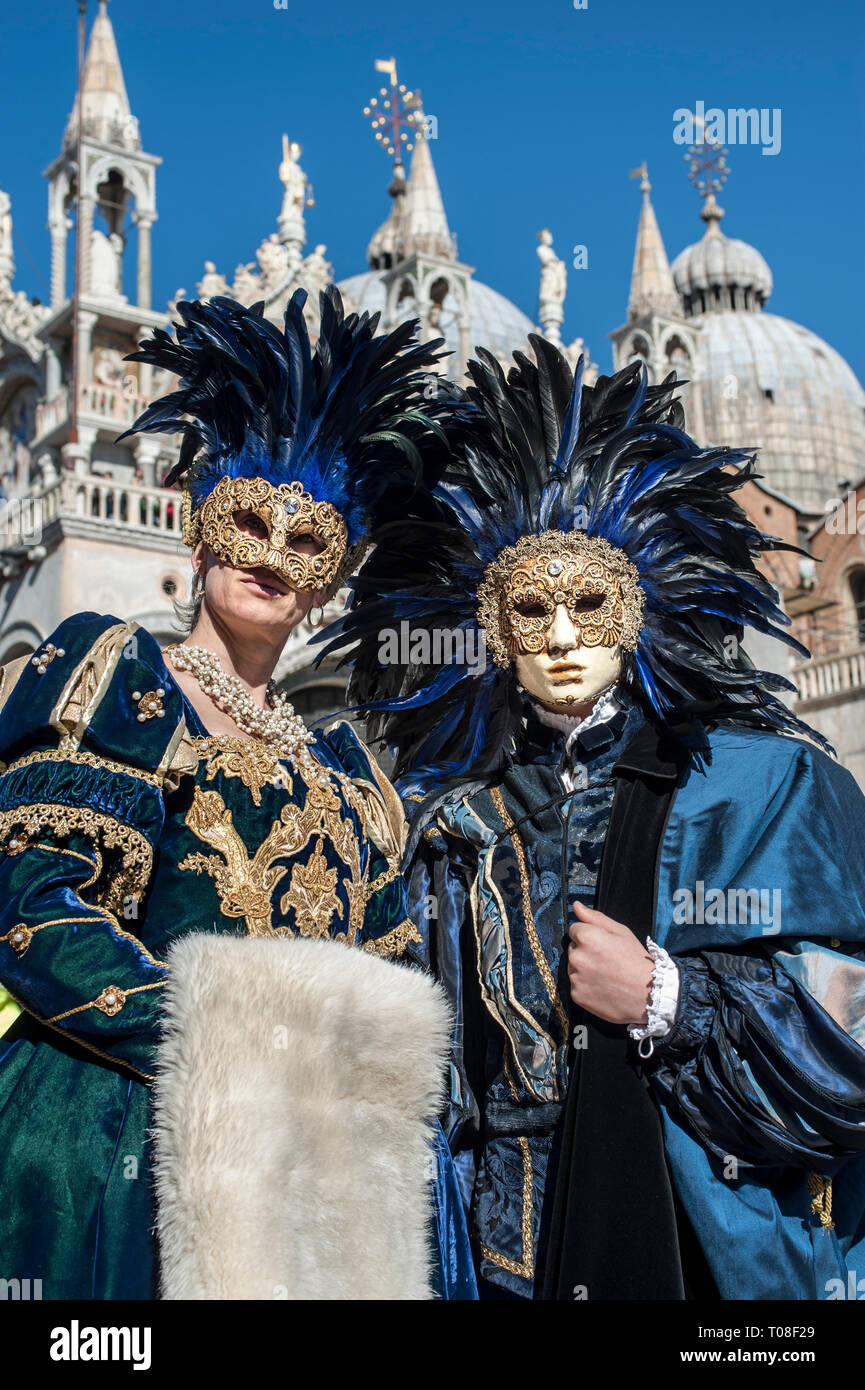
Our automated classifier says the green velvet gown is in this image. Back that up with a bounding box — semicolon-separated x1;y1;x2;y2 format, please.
0;611;417;1299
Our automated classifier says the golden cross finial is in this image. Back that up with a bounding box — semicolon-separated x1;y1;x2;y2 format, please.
684;138;729;201
363;58;423;163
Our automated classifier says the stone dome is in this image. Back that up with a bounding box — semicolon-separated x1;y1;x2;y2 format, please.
672;231;773;313
670;197;865;513
688;310;865;513
337;269;535;368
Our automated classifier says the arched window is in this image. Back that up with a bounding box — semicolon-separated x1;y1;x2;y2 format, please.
849;567;865;644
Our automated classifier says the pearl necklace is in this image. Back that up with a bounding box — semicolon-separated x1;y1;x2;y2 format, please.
165;643;316;765
164;644;373;814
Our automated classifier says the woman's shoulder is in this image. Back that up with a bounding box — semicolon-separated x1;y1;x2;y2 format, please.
0;611;189;780
318;719;407;861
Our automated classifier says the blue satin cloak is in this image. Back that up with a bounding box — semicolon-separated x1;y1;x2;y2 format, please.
653;726;865;1300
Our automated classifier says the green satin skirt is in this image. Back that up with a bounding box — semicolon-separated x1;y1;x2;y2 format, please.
0;1014;155;1299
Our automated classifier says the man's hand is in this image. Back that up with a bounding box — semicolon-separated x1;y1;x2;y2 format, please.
567;901;654;1025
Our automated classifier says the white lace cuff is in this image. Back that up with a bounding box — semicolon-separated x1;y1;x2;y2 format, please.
627;938;680;1059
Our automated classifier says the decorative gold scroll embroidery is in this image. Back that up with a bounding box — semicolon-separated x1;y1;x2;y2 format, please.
480;1136;535;1280
489;785;571;1044
0;802;153;914
282;837;344;938
179;778;368;942
361;918;422;959
193;735;291;806
4;749;161;787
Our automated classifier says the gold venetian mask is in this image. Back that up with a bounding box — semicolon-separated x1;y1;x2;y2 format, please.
185;476;349;594
504;552;625;655
477;532;644;668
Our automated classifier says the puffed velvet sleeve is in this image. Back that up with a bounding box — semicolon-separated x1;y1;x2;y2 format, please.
647;734;865;1173
0;613;191;1082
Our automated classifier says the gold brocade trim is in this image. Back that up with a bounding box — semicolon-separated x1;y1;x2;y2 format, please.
489;785;570;1044
47;979;164;1024
366;859;401;897
193;736;291;806
480;1136;535;1280
4;749;161;787
0;802;153;916
361;917;422;959
807;1173;834;1231
4;986;155;1084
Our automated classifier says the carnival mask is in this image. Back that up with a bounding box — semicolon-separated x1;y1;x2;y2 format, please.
190;476;349;594
476;532;645;709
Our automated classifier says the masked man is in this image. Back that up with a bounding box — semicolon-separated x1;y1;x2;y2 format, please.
320;339;865;1300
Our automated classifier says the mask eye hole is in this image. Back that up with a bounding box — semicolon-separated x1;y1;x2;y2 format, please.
569;592;605;613
234;509;268;540
289;533;325;557
514;601;548;621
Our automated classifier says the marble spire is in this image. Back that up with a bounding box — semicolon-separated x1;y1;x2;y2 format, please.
63;0;138;150
627;163;680;322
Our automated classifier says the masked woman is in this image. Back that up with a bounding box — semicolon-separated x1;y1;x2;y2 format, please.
0;288;474;1300
321;338;865;1301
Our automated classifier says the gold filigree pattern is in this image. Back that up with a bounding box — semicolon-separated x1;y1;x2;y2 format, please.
480;1136;535;1280
0;803;153;913
196;476;348;593
193;735;291;806
281;837;344;938
179;776;369;941
361;918;423;958
477;531;645;668
504;551;625;655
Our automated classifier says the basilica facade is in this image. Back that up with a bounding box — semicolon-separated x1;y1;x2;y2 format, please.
1;1;862;781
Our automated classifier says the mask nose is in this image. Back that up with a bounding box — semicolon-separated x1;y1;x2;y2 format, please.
548;602;579;654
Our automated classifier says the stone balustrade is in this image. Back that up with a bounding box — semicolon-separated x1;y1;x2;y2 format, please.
795;646;865;705
34;381;152;438
0;474;182;546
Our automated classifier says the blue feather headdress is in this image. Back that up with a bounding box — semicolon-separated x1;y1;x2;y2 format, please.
317;335;827;795
119;286;456;552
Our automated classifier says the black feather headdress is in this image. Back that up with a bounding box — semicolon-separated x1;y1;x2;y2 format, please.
118;285;458;546
316;336;827;795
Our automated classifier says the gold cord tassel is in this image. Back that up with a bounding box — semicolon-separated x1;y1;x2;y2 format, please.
807;1172;834;1232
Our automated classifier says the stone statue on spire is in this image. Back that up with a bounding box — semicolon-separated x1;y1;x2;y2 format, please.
278;136;311;252
536;229;566;346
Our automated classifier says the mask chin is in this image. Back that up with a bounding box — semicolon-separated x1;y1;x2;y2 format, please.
515;645;622;710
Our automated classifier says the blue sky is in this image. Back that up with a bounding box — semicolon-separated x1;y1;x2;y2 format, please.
3;0;863;380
